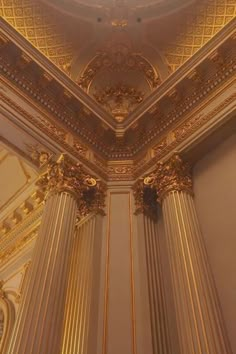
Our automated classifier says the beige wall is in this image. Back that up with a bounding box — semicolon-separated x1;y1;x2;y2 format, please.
96;187;160;354
193;133;236;353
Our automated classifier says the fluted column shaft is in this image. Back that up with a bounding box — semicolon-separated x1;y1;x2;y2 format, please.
142;154;232;354
7;154;104;354
7;191;77;354
61;214;97;354
142;215;170;354
162;190;231;354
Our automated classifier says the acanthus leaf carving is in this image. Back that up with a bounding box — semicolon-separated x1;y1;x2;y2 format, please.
143;154;192;200
36;153;106;217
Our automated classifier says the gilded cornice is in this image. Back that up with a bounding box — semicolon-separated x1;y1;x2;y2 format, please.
129;51;235;152
0;22;235;182
1;84;234;183
1;87;235;182
1;30;234;159
124;20;235;129
134;92;236;177
0;93;108;180
0;19;116;131
1;18;234;139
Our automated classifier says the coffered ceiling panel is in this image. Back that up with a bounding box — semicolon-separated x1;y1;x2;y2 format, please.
151;0;236;71
0;0;74;70
1;0;235;84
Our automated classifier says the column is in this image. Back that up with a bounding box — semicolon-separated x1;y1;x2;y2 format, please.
133;182;171;354
7;154;103;354
61;213;102;354
143;154;232;354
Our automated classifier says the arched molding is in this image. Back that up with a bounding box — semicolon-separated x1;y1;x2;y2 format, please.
0;293;16;353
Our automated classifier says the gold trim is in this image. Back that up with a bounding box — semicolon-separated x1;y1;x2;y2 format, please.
102;191;111;354
129;192;137;354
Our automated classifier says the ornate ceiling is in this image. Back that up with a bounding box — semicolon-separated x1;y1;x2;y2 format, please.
0;0;235;178
1;0;235;122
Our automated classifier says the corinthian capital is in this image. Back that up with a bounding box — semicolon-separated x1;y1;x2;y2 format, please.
144;154;192;200
133;178;158;219
36;153;106;216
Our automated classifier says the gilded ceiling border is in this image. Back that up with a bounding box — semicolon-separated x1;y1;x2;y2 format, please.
133;92;236;178
130;54;235;154
0;91;108;180
1;43;234;159
0;18;116;130
0;17;235;134
1;87;235;182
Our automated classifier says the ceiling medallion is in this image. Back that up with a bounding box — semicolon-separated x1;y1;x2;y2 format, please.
93;84;144;122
